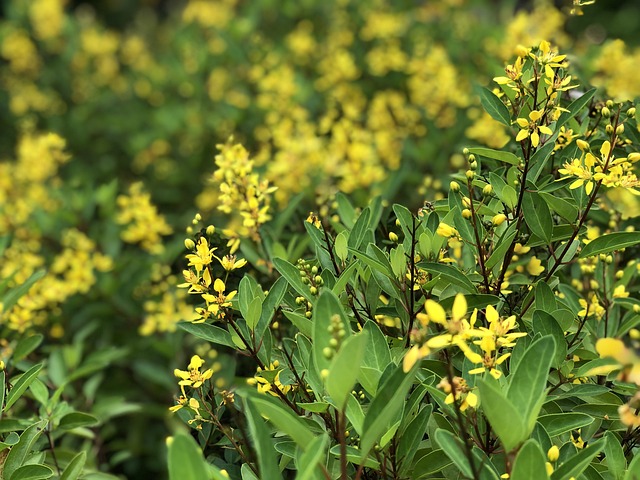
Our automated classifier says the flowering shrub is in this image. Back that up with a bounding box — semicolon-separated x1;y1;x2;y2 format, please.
1;0;640;479
167;38;640;480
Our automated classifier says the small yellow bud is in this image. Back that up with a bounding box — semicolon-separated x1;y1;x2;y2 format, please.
450;181;460;192
616;124;625;135
462;196;471;208
547;445;560;462
305;311;312;318
466;170;475;180
576;139;590;151
166;436;174;446
492;214;507;226
634;305;640;313
323;347;333;359
320;368;329;379
546;463;554;475
469;161;478;170
606;100;614;108
389;232;399;242
310;286;318;295
462;209;472;219
627;107;636;118
206;225;215;235
606;124;614;134
628;153;640;162
463;147;470;155
601;106;611;118
0;360;4;371
184;238;196;250
631;328;640;339
483;184;493;196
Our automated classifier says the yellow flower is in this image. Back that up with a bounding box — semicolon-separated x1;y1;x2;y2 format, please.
526;256;545;276
217;254;247;271
186;237;216;273
436;222;459;238
174;355;214;388
515;110;553;147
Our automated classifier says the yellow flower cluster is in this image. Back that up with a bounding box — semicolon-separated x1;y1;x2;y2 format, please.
116;182;173;254
404;294;526;382
592;39;640;101
212;140;276;241
170;354;215;416
247;361;293;396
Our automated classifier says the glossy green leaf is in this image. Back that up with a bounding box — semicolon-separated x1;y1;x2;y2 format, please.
477;86;511;127
511;440;549;480
412;449;453;478
478;377;527;452
529;142;556;183
532;311;566;368
361;321;391;385
272;257;314;302
167;432;212;480
360;364;417;459
579;232;640;258
397;405;432;476
604;431;626;480
625;449;640;480
550;439;603;480
296;434;328;480
2;421;45;479
507;336;556;433
256;276;287;339
556;88;596;130
177;322;235;349
9;464;54;480
540;192;578;223
327;331;368;408
523;192;553;244
468;147;519;165
12;335;44;362
59;412;99;430
244;398;283;480
534;281;557;312
348;207;371;249
433;429;473;478
4;363;43;411
486;224;517;271
421;262;476;293
241;391;314;448
537;413;594;437
60;451;87;480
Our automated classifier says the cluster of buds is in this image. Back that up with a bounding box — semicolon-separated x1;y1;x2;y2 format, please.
322;314;346;360
296;259;323;296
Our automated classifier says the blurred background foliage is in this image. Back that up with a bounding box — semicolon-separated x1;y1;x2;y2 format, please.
1;0;639;477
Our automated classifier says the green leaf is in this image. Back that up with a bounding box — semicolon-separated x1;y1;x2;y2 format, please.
625;449;640;480
507;336;556;433
539;193;578;223
604;431;626;480
58;412;99;430
241;390;315;448
283;311;313;338
273;257;314;302
244;398;284;480
167;432;212;480
60;451;87;480
534;282;557;312
348;207;371;250
0;270;45;312
434;429;473;478
556;88;596;130
421;263;477;293
478;377;527;452
2;421;45;479
529;142;556;183
334;231;349;262
296;434;329;480
244;296;263;330
468;147;519;166
579;232;640;258
297;402;330;413
9;464;54;480
4;363;43;411
477;86;511;126
397;405;432;476
360;364;417;460
327;331;368;408
550;439;603;480
523;192;553;244
486;224;517;271
532;311;566;369
537;413;594;437
313;289;350;376
511;440;549;480
12;335;44;362
362;321;391;372
331;261;358;296
177;322;236;349
411;449;453;478
256;276;287;340
0;371;4;410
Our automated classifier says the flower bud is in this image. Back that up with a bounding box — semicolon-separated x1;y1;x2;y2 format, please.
311;266;318;274
547;445;560;462
206;225;215;235
576;139;590;151
468;154;476;163
627;107;636;118
628;153;640;162
492;214;507;226
601;106;611;118
469;161;478;170
184;238;195;250
463;147;470;155
309;286;317;295
616;124;625;135
389;232;399;242
450;181;460;192
606;100;614;108
462;209;472;219
466;170;475;179
606;124;614;134
482;184;493;196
